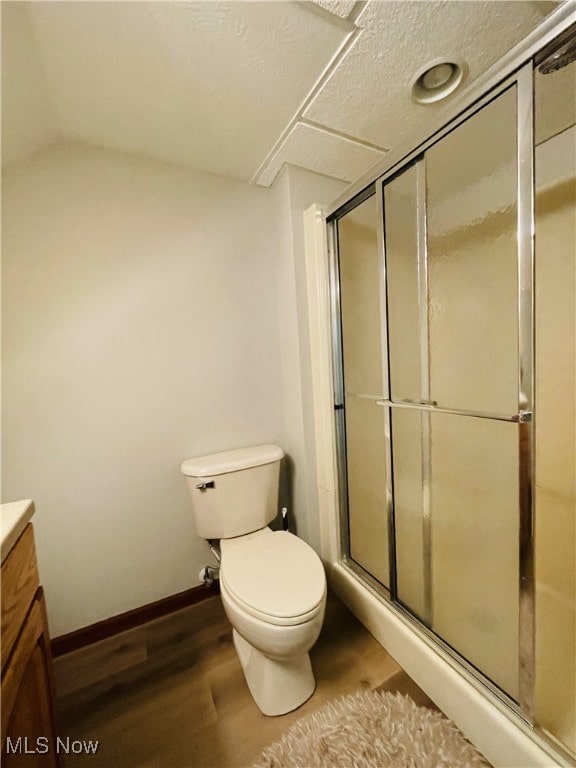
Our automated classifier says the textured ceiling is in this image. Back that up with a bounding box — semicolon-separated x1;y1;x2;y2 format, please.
1;0;559;186
16;1;351;180
304;1;554;147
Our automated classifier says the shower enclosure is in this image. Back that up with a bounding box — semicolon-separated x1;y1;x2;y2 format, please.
322;11;575;763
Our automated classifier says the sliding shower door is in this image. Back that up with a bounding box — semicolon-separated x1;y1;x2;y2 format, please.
333;75;531;706
387;84;523;700
331;21;576;757
336;192;390;588
424;91;521;699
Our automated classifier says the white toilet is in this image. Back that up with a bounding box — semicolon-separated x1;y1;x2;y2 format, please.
181;444;327;716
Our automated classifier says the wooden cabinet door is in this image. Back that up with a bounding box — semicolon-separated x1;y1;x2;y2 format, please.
2;594;61;768
1;525;40;670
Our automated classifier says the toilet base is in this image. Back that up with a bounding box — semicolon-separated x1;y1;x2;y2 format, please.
232;629;316;716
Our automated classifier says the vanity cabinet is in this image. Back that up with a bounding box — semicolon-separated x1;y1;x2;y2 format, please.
1;524;61;767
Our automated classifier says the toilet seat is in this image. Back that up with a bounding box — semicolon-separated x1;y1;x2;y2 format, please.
220;530;326;627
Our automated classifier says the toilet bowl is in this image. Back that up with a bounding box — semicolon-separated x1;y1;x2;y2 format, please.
181;444;327;716
219;528;326;715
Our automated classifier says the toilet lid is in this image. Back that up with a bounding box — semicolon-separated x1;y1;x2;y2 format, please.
220;531;325;620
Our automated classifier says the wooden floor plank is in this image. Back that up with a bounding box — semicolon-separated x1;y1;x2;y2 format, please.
55;592;434;768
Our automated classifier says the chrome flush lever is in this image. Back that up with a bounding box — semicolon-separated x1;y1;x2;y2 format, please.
195;481;215;491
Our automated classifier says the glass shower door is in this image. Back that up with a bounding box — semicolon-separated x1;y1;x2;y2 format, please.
336;192;390;587
330;24;576;757
427;86;520;699
384;84;523;700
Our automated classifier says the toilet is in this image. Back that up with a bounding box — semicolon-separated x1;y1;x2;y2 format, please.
181;444;327;716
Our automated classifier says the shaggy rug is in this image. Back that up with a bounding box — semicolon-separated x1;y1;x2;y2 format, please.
253;690;490;768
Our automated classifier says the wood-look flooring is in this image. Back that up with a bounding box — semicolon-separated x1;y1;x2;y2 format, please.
54;592;437;768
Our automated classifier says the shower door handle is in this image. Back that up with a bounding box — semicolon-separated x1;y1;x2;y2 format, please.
376;400;532;423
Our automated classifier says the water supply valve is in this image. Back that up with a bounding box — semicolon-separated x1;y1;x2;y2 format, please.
199;565;219;586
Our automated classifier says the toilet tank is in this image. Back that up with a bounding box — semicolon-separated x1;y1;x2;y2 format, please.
181;444;284;540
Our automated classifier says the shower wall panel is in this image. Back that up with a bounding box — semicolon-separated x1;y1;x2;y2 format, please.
533;55;576;755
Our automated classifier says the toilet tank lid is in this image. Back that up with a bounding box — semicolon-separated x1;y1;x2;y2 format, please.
181;444;283;477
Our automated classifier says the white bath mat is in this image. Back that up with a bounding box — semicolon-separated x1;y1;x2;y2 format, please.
253;689;490;768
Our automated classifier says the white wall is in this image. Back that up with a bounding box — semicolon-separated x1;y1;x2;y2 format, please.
1;143;285;636
272;166;346;552
0;2;57;167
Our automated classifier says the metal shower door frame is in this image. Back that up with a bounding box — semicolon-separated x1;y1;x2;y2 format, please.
327;60;535;719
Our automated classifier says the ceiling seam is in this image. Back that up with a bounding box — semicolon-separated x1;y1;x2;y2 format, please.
302;0;360;28
347;1;370;25
250;14;366;186
299;118;389;152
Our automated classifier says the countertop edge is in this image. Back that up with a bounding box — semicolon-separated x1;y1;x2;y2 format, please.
1;499;36;564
